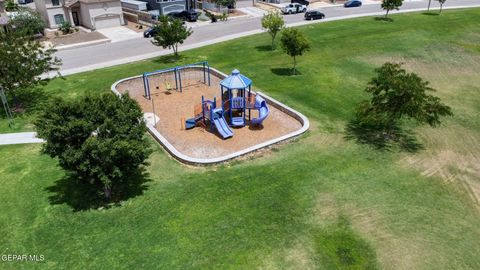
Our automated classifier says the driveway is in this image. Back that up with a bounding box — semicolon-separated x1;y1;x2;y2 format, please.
96;26;143;43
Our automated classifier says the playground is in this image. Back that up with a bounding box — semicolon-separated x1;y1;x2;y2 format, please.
114;62;305;160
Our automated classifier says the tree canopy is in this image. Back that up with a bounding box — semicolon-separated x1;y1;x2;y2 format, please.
9;8;45;36
0;30;61;105
151;16;193;57
261;11;285;50
35;93;152;203
348;62;453;150
280;28;310;75
381;0;403;18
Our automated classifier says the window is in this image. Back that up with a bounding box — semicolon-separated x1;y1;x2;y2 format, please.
54;14;65;25
52;0;60;5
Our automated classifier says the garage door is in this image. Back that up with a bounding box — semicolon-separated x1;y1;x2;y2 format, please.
163;4;185;15
94;15;121;29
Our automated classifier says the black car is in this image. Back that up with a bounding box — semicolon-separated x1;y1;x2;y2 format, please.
167;10;199;22
143;27;159;38
304;10;325;20
291;0;310;6
344;0;362;8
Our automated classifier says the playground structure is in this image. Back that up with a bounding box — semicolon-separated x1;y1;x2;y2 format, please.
185;69;270;139
113;63;305;161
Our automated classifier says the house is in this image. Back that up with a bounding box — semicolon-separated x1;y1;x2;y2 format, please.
35;0;125;30
137;0;193;16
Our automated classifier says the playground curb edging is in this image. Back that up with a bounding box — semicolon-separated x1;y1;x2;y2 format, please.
111;66;310;165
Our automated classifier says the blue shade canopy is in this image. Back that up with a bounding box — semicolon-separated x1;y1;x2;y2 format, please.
220;69;252;89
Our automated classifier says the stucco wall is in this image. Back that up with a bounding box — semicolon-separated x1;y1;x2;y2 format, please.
46;6;68;28
34;0;49;25
36;0;69;28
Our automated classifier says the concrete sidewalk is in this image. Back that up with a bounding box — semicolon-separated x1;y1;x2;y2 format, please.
0;132;45;146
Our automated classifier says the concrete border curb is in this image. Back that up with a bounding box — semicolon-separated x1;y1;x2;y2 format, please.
55;38;111;51
111;66;310;165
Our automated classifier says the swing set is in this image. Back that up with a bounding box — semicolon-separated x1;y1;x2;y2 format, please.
142;61;211;100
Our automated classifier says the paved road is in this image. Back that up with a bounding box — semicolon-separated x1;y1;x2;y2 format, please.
56;0;480;74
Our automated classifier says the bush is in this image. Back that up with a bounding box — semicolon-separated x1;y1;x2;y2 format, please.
59;21;73;35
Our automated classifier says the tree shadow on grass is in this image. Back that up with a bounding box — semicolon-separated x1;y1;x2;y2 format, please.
45;168;152;212
344;120;423;152
374;17;394;22
271;68;301;76
152;54;186;64
255;45;274;52
422;12;440;16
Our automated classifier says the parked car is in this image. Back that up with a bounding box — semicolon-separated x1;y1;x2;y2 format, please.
167;10;199;22
281;3;307;14
143;27;159;38
291;0;309;6
304;10;325;20
18;0;33;4
344;0;362;8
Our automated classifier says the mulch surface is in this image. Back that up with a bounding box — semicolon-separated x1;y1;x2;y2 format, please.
116;70;303;159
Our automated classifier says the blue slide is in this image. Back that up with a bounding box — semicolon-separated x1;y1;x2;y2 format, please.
250;96;269;125
212;109;233;139
185;115;203;129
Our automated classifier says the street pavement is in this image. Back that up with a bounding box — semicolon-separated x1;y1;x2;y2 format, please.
55;0;480;74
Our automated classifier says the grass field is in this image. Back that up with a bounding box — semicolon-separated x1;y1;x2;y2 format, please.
1;9;480;269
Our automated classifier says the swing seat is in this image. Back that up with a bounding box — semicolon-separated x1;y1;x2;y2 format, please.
165;82;172;91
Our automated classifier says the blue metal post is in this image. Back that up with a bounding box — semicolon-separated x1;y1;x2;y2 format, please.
221;85;224;113
203;62;206;84
207;64;211;86
202;95;205;127
229;88;232;125
143;73;147;98
178;67;183;92
174;68;179;91
243;87;246;125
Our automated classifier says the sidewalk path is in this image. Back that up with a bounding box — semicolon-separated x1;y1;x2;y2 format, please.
0;132;45;146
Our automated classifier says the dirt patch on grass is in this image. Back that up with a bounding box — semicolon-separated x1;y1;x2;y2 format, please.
50;30;107;46
403;149;480;205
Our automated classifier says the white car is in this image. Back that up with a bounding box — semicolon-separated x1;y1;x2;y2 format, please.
281;3;307;14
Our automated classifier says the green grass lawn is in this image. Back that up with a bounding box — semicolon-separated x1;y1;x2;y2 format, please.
1;9;480;269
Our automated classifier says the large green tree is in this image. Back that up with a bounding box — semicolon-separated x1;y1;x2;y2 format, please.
35;93;152;202
151;16;192;57
381;0;403;19
10;8;45;36
280;28;310;75
261;11;285;50
0;30;61;108
352;62;452;144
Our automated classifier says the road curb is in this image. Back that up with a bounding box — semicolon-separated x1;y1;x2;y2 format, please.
55;38;111;51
